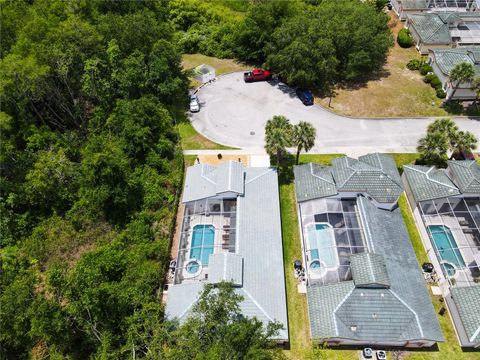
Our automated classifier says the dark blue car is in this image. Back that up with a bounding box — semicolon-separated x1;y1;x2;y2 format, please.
296;88;314;105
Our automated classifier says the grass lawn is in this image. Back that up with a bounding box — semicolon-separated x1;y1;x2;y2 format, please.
317;11;449;118
182;53;250;78
178;122;236;150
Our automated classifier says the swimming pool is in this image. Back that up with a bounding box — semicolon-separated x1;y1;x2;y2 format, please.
306;223;337;268
189;224;215;267
428;225;465;270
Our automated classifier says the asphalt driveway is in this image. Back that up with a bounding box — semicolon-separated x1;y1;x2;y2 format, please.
189;72;480;154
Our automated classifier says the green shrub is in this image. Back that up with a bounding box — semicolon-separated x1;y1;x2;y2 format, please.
397;28;413;48
420;63;433;75
436;89;447;99
423;73;435;83
430;76;442;90
407;58;422;71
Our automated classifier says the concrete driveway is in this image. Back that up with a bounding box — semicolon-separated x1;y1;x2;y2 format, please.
189;72;480;155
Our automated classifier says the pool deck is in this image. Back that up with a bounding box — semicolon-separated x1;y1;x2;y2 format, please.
423;214;479;286
176;213;235;284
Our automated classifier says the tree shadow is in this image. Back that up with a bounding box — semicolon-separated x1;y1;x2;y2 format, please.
335;67;392;91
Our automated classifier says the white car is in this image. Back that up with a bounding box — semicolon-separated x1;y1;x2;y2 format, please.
189;95;200;112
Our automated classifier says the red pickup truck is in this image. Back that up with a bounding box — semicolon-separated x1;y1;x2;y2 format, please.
243;69;272;82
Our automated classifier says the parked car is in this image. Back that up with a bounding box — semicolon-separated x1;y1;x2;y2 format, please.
243;69;272;82
189;94;200;112
296;88;314;105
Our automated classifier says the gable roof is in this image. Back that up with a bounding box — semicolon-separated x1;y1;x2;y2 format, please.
332;154;403;204
166;166;288;340
182;161;245;202
448;160;480;193
307;197;443;343
451;285;480;344
403;165;461;202
294;163;337;202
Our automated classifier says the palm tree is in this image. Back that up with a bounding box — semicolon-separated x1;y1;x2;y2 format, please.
472;77;480;109
417;131;449;167
265;127;292;167
427;118;459;151
449;62;475;100
292;121;316;164
265;115;292;133
451;130;478;159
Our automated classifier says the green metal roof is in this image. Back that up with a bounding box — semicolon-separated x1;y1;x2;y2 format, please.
430;48;480;76
408;13;453;44
447;160;480;193
403;165;461;202
293;163;337;202
350;253;390;288
451;285;480;344
401;0;428;9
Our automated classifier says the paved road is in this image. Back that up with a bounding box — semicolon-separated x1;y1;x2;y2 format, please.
189;72;480;155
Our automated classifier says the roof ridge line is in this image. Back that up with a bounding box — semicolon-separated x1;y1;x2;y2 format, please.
425;167;459;190
389;289;424;338
201;164;217;185
310;163;335;185
241;288;274;322
245;168;273;185
332;286;356;336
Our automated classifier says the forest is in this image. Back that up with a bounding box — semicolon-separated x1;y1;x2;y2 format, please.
0;1;392;358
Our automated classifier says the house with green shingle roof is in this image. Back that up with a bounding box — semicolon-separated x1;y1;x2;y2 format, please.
449;285;480;347
294;154;443;347
428;47;480;100
295;153;403;210
448;160;480;194
402;160;480;348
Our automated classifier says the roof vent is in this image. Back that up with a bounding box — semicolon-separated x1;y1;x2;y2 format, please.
350;325;357;332
381;293;384;297
372;313;377;319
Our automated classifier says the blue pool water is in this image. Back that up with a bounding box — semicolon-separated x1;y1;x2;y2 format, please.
189;224;215;265
307;223;336;267
428;225;465;269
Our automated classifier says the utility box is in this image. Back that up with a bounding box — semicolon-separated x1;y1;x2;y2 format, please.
193;64;216;84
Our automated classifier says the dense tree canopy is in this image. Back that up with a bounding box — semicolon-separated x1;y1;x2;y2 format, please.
265;0;393;91
0;1;185;358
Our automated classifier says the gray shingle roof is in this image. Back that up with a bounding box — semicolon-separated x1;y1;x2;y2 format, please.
332;154;403;204
403;165;461;202
306;197;443;343
294;163;337;202
182;161;245;202
408;13;453;44
167;166;288;340
451;285;480;344
215;161;245;195
208;253;243;286
448;160;480;194
350;253;390;289
430;48;480;77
